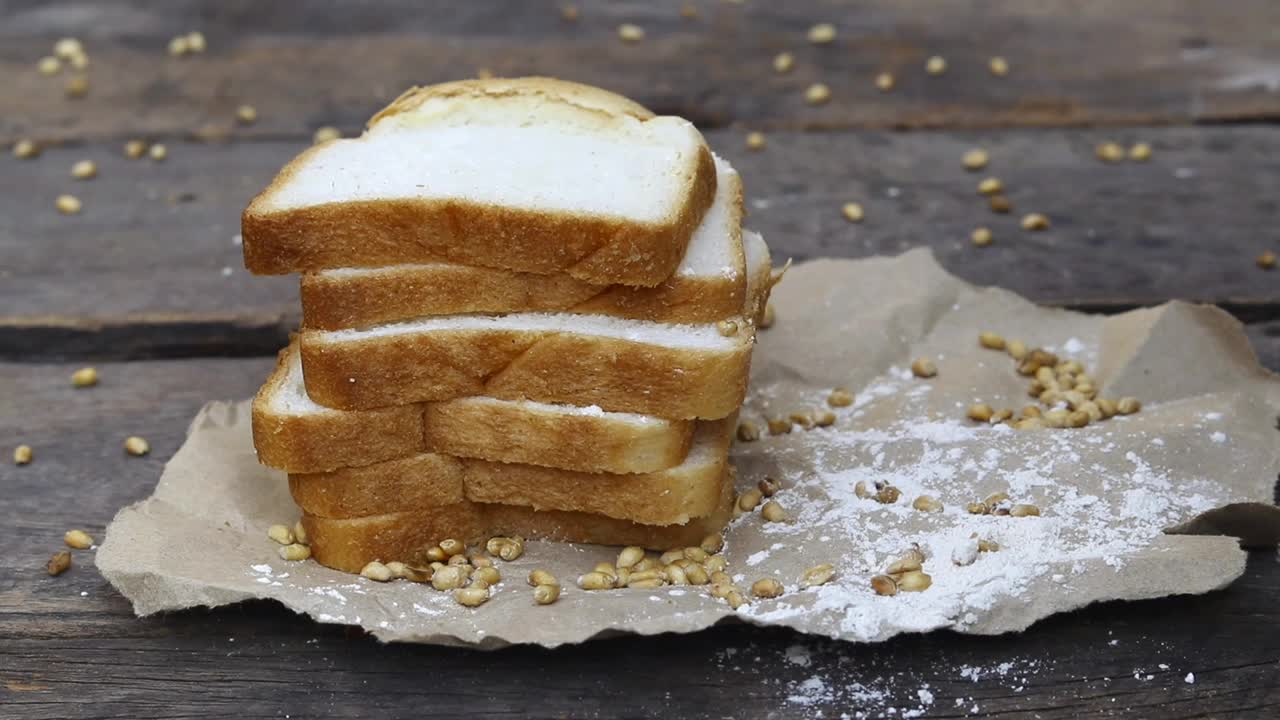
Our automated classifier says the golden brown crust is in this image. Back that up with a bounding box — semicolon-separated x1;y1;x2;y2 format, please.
241;79;715;287
301;469;735;573
424;399;694;475
289;420;731;524
244;195;704;287
289;454;467;518
566;273;744;324
462;419;732;525
299;327;753;420
251;346;423;473
253;341;699;474
299;265;602;330
304;502;487;573
297;243;745;329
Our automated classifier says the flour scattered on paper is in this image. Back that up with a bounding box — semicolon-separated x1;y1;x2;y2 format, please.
228;336;1247;649
95;251;1278;655
732;333;1239;641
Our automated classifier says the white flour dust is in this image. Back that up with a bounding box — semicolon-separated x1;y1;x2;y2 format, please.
732;353;1237;642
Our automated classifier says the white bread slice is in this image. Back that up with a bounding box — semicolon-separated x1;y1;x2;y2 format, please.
242;77;717;287
298;156;746;329
297;232;773;418
252;342;694;475
301;467;736;573
299;310;753;418
289;418;733;525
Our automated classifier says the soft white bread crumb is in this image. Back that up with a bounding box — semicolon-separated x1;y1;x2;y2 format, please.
674;155;741;279
259;115;704;226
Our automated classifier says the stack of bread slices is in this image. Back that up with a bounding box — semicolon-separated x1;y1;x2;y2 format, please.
240;78;772;574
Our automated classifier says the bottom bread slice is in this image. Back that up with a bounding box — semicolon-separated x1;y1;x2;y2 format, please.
289;418;733;525
301;467;736;573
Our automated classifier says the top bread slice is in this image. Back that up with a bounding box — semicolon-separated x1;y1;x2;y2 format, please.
298;156;746;329
241;77;717;287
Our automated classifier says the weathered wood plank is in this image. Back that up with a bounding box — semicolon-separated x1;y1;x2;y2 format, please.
0;356;1277;719
3;126;1280;359
3;0;1280;142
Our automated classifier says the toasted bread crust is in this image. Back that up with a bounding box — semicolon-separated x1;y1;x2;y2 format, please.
289;420;731;524
289;454;468;517
301;468;735;573
299;326;753;419
424;399;694;475
242;78;717;287
251;346;424;473
299;265;602;330
461;418;732;525
253;342;697;474
299;264;750;329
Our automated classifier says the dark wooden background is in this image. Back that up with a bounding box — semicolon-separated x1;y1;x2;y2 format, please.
2;2;1278;718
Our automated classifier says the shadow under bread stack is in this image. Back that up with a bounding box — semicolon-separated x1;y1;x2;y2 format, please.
240;78;773;573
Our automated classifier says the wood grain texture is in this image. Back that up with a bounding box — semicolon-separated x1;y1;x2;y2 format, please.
0;357;1278;719
4;3;1279;717
4;126;1280;359
3;0;1280;142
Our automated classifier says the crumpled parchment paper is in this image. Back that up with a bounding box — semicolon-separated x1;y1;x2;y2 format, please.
97;250;1280;648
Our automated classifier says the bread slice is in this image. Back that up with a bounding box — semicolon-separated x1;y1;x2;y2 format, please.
253;342;695;474
423;396;694;475
297;233;772;418
299;311;754;418
251;343;424;474
460;418;732;525
242;77;717;287
289;453;467;518
289;418;732;524
300;467;736;573
298;156;746;329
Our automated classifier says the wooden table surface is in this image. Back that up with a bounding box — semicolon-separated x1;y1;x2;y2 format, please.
2;2;1278;718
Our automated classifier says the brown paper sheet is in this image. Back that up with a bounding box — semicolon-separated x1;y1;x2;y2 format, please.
97;250;1280;648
